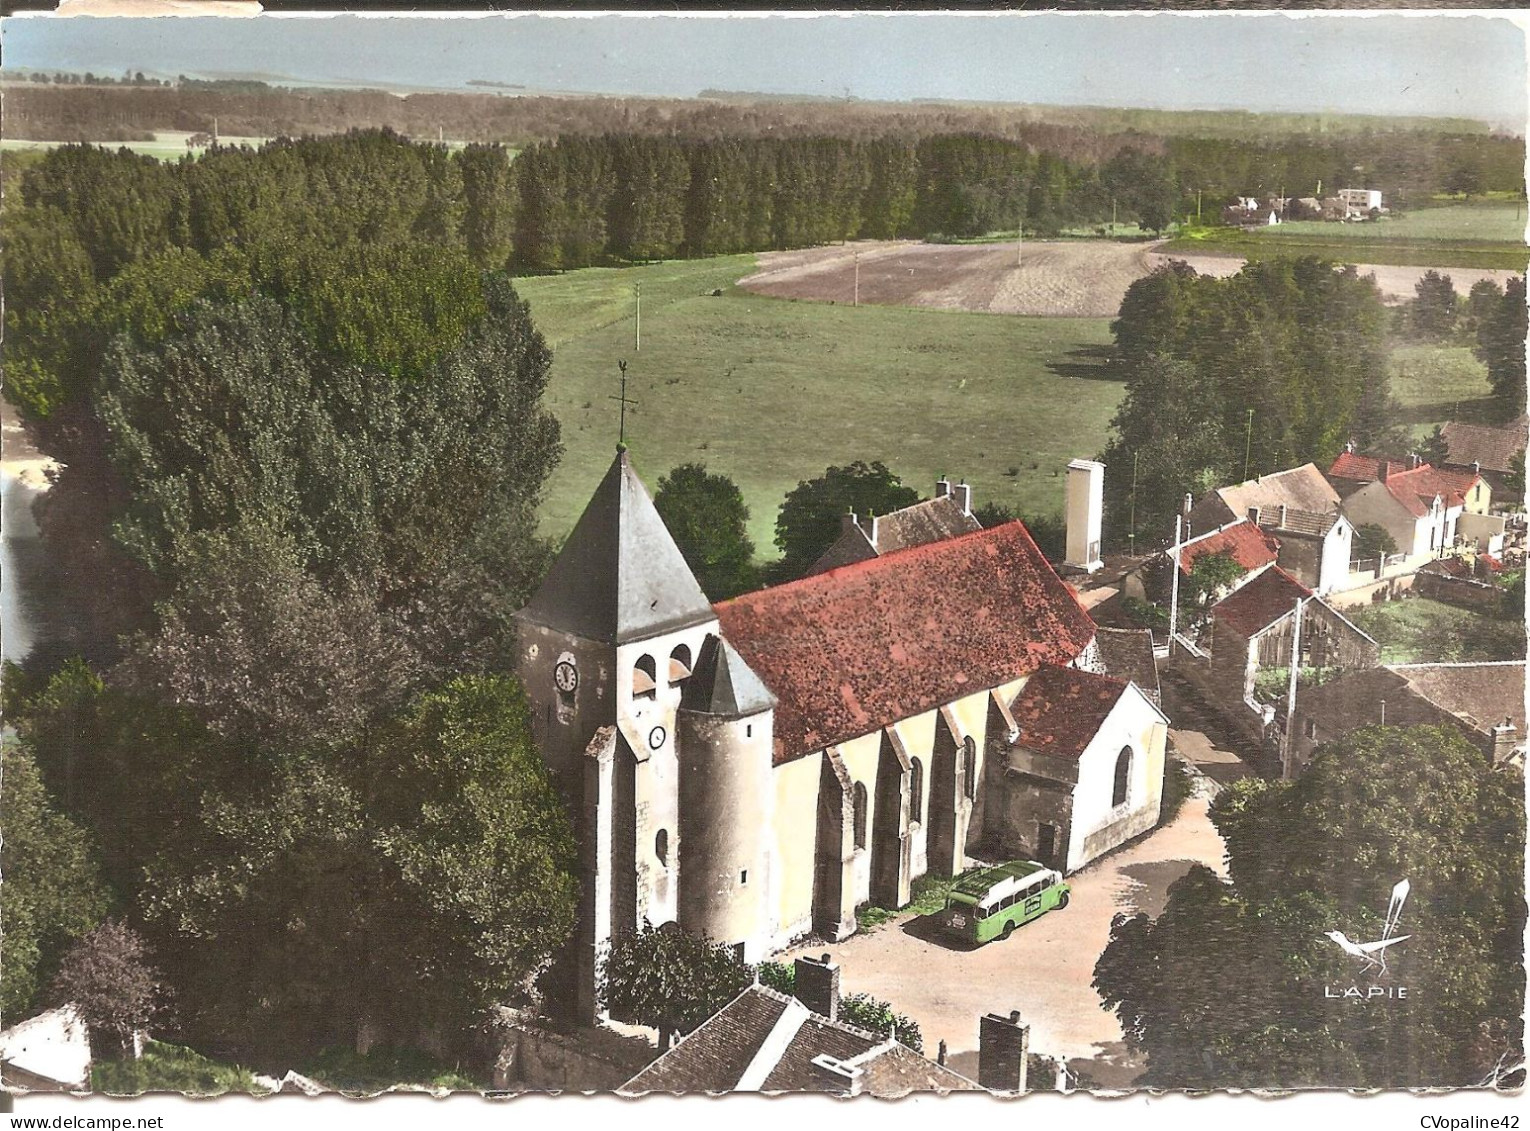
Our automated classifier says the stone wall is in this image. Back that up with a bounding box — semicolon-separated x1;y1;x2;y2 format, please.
1415;570;1506;613
490;1018;655;1093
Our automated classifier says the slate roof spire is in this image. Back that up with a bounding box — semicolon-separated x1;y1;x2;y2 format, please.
516;448;716;644
681;635;777;719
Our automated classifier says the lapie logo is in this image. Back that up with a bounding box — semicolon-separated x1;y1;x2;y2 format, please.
1323;879;1411;1000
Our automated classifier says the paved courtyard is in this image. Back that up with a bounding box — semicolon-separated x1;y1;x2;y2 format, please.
784;787;1229;1089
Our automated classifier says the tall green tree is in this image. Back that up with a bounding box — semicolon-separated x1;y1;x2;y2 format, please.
0;739;109;1021
1408;270;1459;341
653;464;758;600
1476;276;1527;420
601;922;754;1050
774;461;920;578
48;921;162;1058
1095;725;1525;1089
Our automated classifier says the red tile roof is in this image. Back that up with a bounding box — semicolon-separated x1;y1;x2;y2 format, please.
1011;665;1130;759
1211;565;1312;638
1330;453;1482;516
1177;520;1281;576
1378;464;1468;517
716;521;1096;764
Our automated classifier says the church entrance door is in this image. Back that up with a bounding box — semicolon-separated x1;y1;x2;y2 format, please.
1036;823;1057;866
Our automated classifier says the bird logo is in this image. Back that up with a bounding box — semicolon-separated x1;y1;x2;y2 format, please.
1324;879;1411;976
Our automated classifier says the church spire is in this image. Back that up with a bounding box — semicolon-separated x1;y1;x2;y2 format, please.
516;449;715;645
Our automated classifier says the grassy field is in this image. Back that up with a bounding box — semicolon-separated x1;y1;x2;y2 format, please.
1389;344;1499;441
1161;202;1528;271
1347;595;1524;665
515;258;1121;556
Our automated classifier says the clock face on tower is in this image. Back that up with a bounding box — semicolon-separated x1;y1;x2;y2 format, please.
554;660;579;693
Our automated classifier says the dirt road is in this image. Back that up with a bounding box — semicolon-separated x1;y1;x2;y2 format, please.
739;238;1521;318
783;793;1228;1089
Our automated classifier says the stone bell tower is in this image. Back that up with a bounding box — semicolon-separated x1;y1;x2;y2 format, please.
513;445;719;1021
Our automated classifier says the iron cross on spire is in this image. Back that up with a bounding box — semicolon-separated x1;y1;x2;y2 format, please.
611;359;639;450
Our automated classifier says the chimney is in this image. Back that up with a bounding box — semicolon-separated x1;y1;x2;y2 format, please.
954;480;972;516
1278;504;1288;529
1345;438;1356;454
1472;460;1482;477
1064;459;1105;573
978;1011;1030;1094
935;477;952;500
1491;717;1518;765
1379;461;1390;483
1408;453;1420;470
1182;492;1194;517
862;513;880;548
793;953;840;1020
810;1055;862;1096
841;509;859;536
1247;505;1262;526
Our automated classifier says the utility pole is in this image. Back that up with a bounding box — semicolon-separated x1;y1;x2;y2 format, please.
1129;451;1139;556
1243;408;1255;481
1282;597;1305;780
1196;188;1202;223
1016;221;1023;270
634;282;641;351
854;250;860;307
1168;513;1183;644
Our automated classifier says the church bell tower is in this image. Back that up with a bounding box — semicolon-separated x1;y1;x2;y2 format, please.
513;446;719;1020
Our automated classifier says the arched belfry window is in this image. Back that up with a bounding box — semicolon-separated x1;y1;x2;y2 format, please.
852;783;869;850
668;644;692;684
910;758;924;825
962;737;978;801
633;655;657;700
1113;746;1133;808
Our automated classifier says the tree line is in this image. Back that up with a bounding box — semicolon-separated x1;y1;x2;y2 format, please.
3;128;578;1067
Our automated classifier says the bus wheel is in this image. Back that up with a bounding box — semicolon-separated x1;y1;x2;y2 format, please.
1001;921;1015;941
1056;892;1070;910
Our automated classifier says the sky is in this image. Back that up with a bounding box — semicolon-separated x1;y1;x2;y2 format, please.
3;11;1526;130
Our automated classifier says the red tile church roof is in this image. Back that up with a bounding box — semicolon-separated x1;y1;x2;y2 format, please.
716;521;1096;764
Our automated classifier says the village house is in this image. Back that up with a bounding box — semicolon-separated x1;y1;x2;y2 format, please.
1119;516;1281;607
513;449;1168;1020
1337;187;1384;218
1187;464;1353;594
620;954;1003;1096
1328;450;1505;555
808;478;981;575
1288;661;1526;773
1339;461;1469;563
1327;450;1491;514
1438;419;1528;504
1204;565;1379;719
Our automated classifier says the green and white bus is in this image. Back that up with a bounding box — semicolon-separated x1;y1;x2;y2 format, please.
942;860;1070;944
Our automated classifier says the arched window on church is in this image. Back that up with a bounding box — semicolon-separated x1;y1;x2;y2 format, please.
853;783;869;850
655;828;669;868
668;643;692;684
962;737;978;801
1113;746;1133;808
909;758;924;826
633;654;657;700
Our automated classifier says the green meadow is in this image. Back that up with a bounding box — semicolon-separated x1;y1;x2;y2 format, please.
515;258;1122;557
1389;344;1499;442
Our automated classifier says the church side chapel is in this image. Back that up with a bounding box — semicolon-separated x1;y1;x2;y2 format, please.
514;447;1169;1020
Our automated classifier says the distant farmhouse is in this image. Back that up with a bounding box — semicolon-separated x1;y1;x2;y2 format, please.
1222;187;1382;226
1326;450;1502;558
808;479;980;575
513;450;1167;1019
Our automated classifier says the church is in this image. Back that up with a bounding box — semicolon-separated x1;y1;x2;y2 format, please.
514;448;1169;1020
